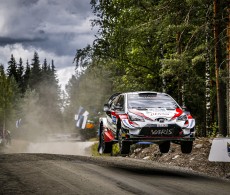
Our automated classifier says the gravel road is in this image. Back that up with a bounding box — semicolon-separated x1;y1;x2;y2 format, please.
1;152;230;195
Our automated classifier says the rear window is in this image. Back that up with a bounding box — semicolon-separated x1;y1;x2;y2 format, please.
127;93;178;109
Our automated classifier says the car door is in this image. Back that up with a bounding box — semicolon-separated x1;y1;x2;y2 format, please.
111;95;125;131
106;95;125;133
105;95;119;132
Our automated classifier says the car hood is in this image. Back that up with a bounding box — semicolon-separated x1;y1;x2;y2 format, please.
129;108;176;120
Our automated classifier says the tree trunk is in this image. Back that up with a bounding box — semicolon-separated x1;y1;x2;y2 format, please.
227;8;230;136
176;32;185;106
213;0;227;136
205;8;211;137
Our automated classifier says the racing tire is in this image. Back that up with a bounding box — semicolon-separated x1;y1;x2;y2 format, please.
181;141;193;154
98;123;112;154
159;141;170;153
117;127;130;155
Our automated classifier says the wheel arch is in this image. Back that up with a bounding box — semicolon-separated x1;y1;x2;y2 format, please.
99;117;109;128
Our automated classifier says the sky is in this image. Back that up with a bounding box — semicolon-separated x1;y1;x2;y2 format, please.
0;0;97;89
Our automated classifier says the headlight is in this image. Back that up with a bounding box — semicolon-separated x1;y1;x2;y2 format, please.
128;112;144;122
177;114;187;121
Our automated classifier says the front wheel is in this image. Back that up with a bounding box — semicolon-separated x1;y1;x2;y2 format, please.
117;127;130;155
181;141;193;154
98;123;112;154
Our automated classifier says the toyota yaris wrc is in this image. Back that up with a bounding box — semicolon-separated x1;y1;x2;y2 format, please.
98;91;195;155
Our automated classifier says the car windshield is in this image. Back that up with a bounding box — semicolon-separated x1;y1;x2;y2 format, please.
127;93;178;109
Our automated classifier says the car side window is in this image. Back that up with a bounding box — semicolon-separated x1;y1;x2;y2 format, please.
111;96;119;110
108;99;114;108
107;93;120;108
115;95;124;111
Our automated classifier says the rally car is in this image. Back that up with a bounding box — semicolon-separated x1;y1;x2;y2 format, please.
98;91;195;155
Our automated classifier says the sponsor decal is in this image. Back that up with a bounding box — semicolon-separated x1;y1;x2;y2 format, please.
157;123;168;127
151;129;173;135
146;108;170;116
148;112;170;116
148;108;167;112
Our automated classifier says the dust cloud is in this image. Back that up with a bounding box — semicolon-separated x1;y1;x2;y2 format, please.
4;67;108;157
3;139;95;156
4;85;96;156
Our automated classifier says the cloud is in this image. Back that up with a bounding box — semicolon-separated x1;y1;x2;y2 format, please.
0;37;46;45
0;43;75;68
0;0;96;60
0;0;97;87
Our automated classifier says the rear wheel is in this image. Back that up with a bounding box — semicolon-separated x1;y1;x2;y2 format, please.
98;123;112;154
117;127;130;155
159;141;170;153
181;141;193;154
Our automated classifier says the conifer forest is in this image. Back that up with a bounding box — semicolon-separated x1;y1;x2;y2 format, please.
0;0;230;138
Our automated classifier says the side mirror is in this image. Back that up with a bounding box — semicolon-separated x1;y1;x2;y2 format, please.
182;106;190;115
103;104;109;112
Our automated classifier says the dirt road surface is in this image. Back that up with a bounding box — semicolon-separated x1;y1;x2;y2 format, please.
1;139;230;194
2;139;94;156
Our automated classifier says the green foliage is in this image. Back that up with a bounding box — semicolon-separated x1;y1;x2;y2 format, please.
63;61;113;135
0;65;19;131
29;51;42;90
112;143;120;156
208;122;219;138
7;55;17;79
91;142;100;156
74;0;229;136
65;61;113;111
1;52;63;138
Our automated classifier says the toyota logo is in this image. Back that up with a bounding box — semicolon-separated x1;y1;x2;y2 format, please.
157;118;165;123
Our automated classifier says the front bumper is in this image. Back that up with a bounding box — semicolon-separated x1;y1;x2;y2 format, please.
121;123;195;143
139;124;182;136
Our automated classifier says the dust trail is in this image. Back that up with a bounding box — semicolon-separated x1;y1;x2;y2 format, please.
2;139;95;156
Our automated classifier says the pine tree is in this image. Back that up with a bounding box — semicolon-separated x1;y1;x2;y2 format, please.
17;58;24;94
0;64;19;131
213;0;227;136
29;51;41;91
7;54;17;80
42;59;48;72
38;59;62;132
23;60;30;91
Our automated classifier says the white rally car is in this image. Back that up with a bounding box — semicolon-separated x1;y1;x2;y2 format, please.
98;91;195;155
